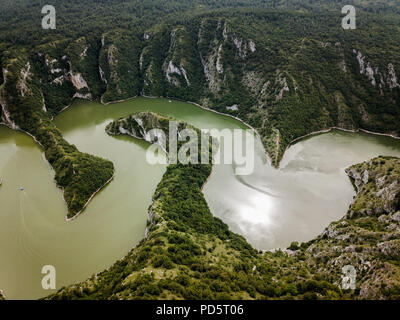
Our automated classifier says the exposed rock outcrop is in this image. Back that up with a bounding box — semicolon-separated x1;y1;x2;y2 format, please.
346;158;400;217
68;71;89;91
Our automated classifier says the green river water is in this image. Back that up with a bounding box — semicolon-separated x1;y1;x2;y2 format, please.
1;97;400;299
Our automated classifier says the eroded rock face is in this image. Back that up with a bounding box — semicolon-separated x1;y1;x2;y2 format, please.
387;63;400;89
376;181;399;212
106;112;180;155
359;262;400;300
346;168;363;192
353;50;399;91
198;21;226;94
232;36;256;59
0;95;20;130
378;240;400;258
17;62;33;97
68;71;89;90
346;158;400;217
355;50;378;87
165;60;190;87
145;210;161;239
73;92;92;100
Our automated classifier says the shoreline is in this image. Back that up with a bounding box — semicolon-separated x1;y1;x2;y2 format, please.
101;95;274;165
0;121;116;222
58;94;400;158
101;95;138;105
284;126;400;157
66;170;116;222
3;95;400;222
99;95;400;167
289;126;400;146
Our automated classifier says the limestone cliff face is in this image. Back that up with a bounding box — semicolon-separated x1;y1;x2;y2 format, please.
197;20;226;95
346;158;400;217
354;50;400;91
0;68;20;129
162;28;191;88
68;71;89;91
106;112;169;143
31;38;102;114
0;55;44;129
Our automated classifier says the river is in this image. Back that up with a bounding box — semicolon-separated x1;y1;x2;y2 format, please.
1;97;400;299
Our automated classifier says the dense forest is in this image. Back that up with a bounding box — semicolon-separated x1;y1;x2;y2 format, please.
1;1;399;44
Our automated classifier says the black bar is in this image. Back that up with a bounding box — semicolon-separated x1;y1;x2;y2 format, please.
0;300;398;319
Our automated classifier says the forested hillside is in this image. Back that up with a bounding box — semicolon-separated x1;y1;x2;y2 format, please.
1;1;399;45
1;1;399;169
